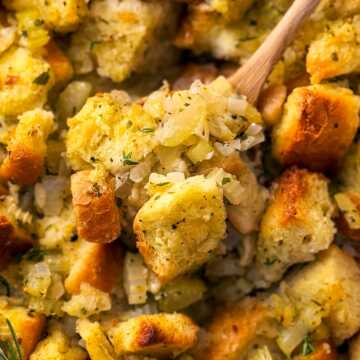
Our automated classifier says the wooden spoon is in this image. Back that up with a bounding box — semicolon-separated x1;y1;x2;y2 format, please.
229;0;320;104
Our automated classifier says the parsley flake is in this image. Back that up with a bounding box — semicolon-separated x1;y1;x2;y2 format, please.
33;71;50;85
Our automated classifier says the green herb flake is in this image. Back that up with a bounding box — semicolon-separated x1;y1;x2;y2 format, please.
25;247;47;262
157;182;170;186
301;335;315;356
222;177;231;185
141;128;155;133
122;152;139;166
264;257;277;266
33;71;50;85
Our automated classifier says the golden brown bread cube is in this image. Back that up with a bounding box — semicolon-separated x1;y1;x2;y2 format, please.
272;84;360;172
134;175;226;283
0;306;46;359
107;313;198;358
71;170;121;243
257;167;335;282
287;245;360;344
350;333;360;360
307;17;360;83
65;241;123;294
0;109;54;186
196;298;268;360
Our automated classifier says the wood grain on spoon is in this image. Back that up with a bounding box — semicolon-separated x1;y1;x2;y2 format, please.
229;0;320;104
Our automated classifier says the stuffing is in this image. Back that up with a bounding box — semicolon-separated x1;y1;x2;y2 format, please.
0;47;54;117
0;305;46;358
287;245;360;344
272;84;360;172
293;342;337;360
205;0;254;20
68;0;177;82
350;333;360;360
107;313;198;357
307;16;360;83
196;298;269;360
0;109;54;185
134;175;226;283
30;324;87;360
71;169;121;243
65;241;123;294
256;167;335;282
76;319;117;360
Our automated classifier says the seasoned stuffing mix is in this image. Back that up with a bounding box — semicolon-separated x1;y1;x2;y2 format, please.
1;0;360;359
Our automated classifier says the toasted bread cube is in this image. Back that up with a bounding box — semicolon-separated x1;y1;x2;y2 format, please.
272;84;360;172
77;319;116;360
71;170;121;243
0;47;54;117
338;141;360;193
307;17;360;83
257;167;335;282
0;109;54;186
134;175;226;283
43;40;74;85
350;333;360;360
1;306;46;358
36;0;87;32
65;241;123;294
287;246;360;344
30;324;87;360
107;313;198;357
196;298;268;360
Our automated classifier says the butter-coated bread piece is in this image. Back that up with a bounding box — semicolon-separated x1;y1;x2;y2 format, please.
65;241;123;294
196;298;268;360
272;84;360;172
257;167;335;282
0;109;54;185
0;47;54;117
307;17;360;83
107;313;198;357
287;246;360;344
1;306;46;359
71;170;121;243
134;175;226;283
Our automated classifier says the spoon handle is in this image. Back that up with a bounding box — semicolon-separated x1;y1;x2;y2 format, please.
229;0;320;104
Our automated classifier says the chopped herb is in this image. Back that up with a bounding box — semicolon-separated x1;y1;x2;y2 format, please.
122;152;138;166
301;335;315;356
0;276;10;297
222;177;231;185
264;257;277;266
141;128;155;133
34;18;44;26
91;183;102;197
25;247;47;262
0;319;23;360
157;182;170;186
33;71;49;85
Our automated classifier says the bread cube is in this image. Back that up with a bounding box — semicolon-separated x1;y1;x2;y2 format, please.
196;298;268;360
257;167;335;282
134;175;226;283
0;47;54;117
77;319;116;360
107;313;198;357
0;306;46;358
35;0;87;32
272;84;360;172
65;241;123;294
350;333;360;360
30;324;87;360
0;109;54;185
307;17;360;83
287;245;360;344
71;170;121;243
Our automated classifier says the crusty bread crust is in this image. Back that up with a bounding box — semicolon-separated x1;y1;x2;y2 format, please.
272;85;359;172
65;242;123;294
108;313;198;357
71;170;121;243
